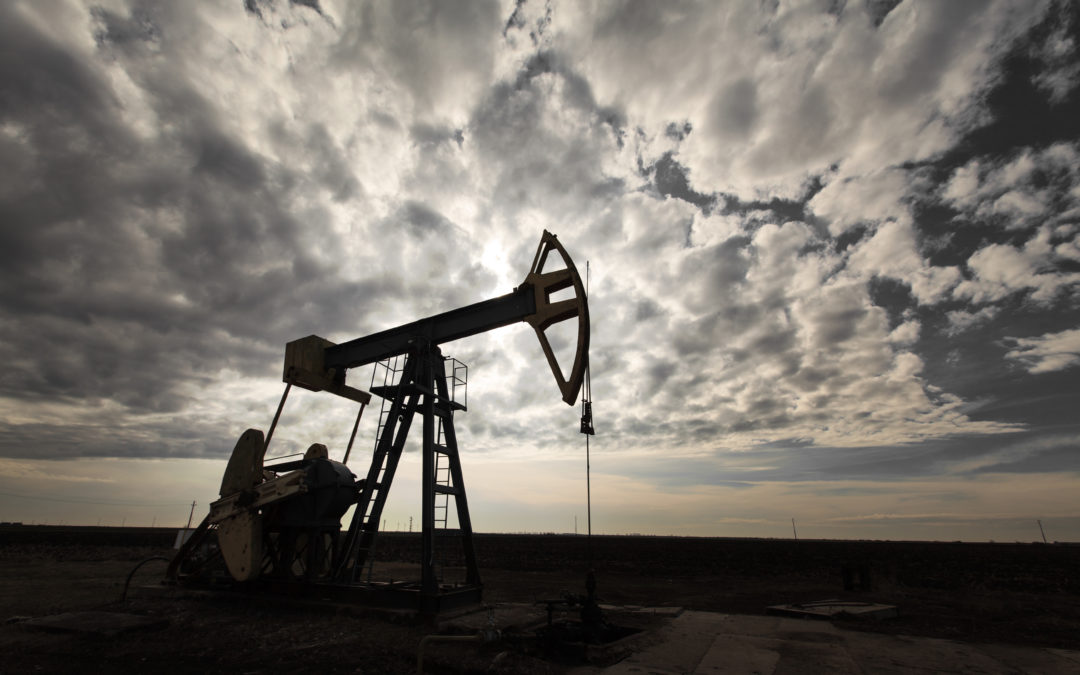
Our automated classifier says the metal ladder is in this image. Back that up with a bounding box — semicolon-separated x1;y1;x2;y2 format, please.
353;355;406;581
432;357;467;580
434;357;467;532
371;355;405;459
434;418;452;531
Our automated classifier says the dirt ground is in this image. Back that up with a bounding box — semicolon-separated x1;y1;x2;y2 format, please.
1;530;1078;674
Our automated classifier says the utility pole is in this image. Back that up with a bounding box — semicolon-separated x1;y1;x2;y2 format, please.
1038;519;1048;543
409;516;413;533
792;518;798;540
186;500;197;530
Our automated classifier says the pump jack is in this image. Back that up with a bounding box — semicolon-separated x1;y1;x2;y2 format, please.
168;231;589;613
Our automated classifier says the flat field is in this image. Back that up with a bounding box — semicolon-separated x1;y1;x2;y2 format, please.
1;526;1077;673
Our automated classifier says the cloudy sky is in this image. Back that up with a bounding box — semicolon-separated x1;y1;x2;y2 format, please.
2;0;1078;542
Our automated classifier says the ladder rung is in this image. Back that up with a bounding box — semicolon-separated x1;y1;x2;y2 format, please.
433;484;458;496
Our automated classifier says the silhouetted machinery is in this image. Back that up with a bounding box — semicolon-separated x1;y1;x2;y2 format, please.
168;231;590;612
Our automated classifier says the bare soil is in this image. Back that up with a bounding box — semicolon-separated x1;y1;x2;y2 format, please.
1;527;1078;673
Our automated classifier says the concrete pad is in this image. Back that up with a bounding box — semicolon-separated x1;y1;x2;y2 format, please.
594;611;729;675
767;600;898;621
977;643;1080;675
696;634;780;674
1047;649;1080;668
570;610;1080;675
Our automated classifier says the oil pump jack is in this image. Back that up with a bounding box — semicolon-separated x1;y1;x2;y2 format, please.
168;231;590;613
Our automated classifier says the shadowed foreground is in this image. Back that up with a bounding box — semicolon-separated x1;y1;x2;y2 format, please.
1;527;1078;673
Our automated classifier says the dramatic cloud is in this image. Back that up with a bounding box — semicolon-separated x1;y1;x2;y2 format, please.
1006;328;1080;374
1;0;1078;540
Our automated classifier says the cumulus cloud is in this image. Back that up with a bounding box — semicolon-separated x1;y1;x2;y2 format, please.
553;1;1049;200
1031;17;1080;103
954;226;1080;304
1005;328;1080;373
944;307;999;336
942;142;1080;231
846;220;962;305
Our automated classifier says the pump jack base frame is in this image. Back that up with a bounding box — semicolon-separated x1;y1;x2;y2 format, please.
169;518;483;615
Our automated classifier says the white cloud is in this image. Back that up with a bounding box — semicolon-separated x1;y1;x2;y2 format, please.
942;142;1080;230
551;1;1048;200
1005;328;1080;374
944;306;999;336
846;220;961;304
1032;19;1080;103
889;320;920;345
808;168;914;236
955;226;1080;304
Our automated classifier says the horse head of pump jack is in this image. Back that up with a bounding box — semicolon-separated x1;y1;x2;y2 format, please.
283;228;590;408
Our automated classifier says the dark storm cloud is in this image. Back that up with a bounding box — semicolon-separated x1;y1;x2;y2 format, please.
409;123;465;148
243;0;265;20
607;427;1080;490
648;153;717;212
935;2;1080;166
863;0;904;28
299;123;362;201
709;77;758;138
467;48;628;226
870;2;1080;440
664;121;692;142
0;414;223;460
398;201;457;238
0;3;395;458
970;441;1080;475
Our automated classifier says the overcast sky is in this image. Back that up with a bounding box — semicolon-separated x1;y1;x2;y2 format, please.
1;0;1078;542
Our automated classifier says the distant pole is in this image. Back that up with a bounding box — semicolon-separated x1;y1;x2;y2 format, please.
1038;519;1047;543
186;500;197;530
575;515;578;535
122;517;126;527
792;518;798;540
582;259;594;567
586;437;592;545
409;516;413;533
383;519;386;530
151;516;156;528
